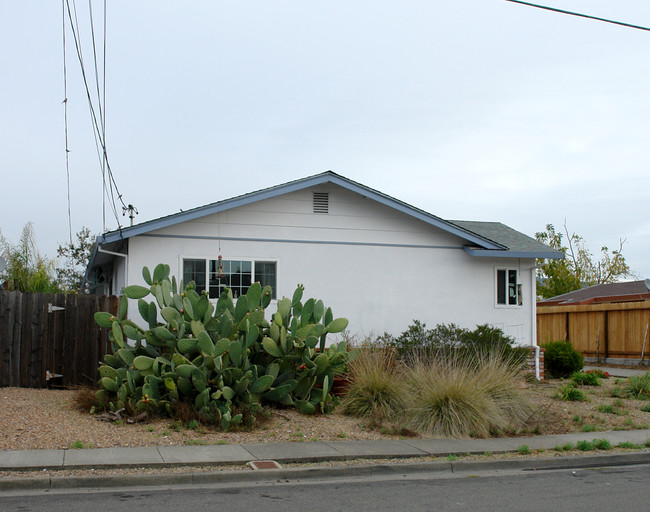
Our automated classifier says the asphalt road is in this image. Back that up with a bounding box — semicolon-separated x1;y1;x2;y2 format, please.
2;464;649;511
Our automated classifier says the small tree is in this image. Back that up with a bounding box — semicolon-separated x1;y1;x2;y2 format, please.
0;223;61;293
535;223;634;300
56;227;95;293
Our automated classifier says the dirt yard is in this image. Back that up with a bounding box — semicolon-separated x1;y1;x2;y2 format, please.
2;375;649;451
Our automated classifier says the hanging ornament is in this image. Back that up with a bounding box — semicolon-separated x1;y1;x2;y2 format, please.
217;254;224;279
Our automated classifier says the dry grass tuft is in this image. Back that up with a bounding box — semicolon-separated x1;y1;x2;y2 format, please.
72;386;102;413
169;400;201;424
401;350;534;438
341;347;407;421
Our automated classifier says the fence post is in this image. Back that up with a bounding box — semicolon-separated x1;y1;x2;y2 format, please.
603;310;609;363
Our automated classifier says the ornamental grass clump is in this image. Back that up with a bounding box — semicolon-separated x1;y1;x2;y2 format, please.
624;372;650;399
340;347;407;421
400;350;533;438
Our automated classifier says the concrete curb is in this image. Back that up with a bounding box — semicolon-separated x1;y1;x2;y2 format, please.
1;451;649;492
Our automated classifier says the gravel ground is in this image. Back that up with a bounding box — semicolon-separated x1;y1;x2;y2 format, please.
2;376;649;452
0;388;396;451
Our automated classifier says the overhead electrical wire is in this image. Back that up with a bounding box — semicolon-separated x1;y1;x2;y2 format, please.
506;0;650;32
62;0;130;234
61;0;73;246
88;0;109;232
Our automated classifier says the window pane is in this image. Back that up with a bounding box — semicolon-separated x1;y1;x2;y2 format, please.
496;269;506;305
255;261;277;299
183;259;206;294
508;270;517;305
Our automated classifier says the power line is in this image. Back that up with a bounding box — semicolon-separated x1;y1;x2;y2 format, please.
506;1;650;32
61;0;73;246
87;0;111;233
63;0;131;232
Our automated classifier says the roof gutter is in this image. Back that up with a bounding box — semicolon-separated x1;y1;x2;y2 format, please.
462;247;564;259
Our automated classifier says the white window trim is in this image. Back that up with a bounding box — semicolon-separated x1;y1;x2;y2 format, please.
494;267;521;308
179;255;279;303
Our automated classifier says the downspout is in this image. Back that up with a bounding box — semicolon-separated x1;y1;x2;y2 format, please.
97;246;128;295
531;265;540;380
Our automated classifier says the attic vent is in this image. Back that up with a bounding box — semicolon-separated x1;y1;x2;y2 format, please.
313;192;329;214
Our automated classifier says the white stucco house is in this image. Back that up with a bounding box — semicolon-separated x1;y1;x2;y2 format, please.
85;171;561;348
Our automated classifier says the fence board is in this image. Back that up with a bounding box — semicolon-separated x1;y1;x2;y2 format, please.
19;293;32;387
29;294;45;387
0;292;16;386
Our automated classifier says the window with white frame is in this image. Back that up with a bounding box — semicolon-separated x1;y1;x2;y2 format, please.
183;259;277;299
496;268;521;306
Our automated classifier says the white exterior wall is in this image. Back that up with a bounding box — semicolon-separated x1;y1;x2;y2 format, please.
124;184;537;345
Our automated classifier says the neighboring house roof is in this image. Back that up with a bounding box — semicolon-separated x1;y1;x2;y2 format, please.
86;171;562;282
539;280;650;306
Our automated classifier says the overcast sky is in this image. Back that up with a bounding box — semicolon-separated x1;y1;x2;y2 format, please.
1;1;649;279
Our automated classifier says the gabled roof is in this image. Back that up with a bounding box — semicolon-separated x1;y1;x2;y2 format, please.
539;280;650;306
99;171;507;249
94;171;562;258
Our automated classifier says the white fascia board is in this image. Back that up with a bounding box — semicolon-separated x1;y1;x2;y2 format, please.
463;247;565;259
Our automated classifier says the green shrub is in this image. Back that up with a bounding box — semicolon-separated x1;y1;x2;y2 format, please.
400;350;534;438
624;373;650;399
585;369;610;379
553;442;574;452
617;441;641;449
593;438;612;450
517;445;531;455
340;347;406;420
598;403;628;416
571;371;601;386
385;321;526;363
558;384;586;402
640;404;650;413
577;440;593;451
542;341;583;378
610;386;626;398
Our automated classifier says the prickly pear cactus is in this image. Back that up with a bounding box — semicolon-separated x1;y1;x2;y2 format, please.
94;264;354;429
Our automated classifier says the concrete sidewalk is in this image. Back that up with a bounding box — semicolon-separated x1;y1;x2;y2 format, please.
584;365;650;378
1;429;649;474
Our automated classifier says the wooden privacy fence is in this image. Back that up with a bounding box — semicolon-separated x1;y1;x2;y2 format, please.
537;301;650;361
0;291;119;388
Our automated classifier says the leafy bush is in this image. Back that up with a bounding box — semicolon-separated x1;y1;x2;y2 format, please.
399;350;534;438
610;386;626;398
517;445;531;455
541;341;583;378
340;347;406;421
383;320;528;365
593;438;612;450
585;369;610;379
94;264;353;429
576;440;593;451
571;371;601;386
557;384;586;402
624;373;650;399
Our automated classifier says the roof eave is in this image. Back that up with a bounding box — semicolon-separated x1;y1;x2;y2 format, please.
463;247;564;259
